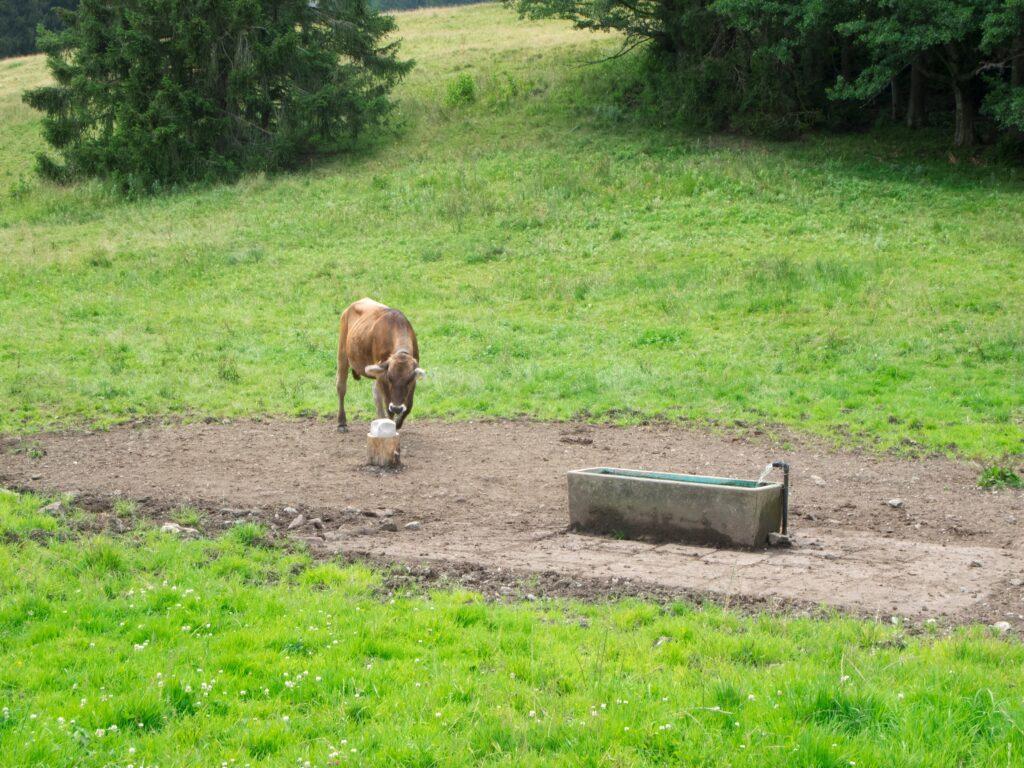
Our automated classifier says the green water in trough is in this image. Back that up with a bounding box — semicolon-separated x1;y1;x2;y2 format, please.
590;468;766;488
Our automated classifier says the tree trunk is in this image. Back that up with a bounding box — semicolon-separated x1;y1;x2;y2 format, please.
890;76;901;122
906;62;925;128
840;40;853;83
1013;37;1022;87
952;81;975;147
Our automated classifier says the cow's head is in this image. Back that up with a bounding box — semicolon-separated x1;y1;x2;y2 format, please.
365;350;425;429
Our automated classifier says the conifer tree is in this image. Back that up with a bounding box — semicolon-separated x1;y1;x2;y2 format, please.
23;0;412;189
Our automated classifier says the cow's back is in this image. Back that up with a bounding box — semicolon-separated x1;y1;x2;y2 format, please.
341;298;417;368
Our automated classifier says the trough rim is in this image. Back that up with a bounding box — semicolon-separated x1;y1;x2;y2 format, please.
567;466;784;493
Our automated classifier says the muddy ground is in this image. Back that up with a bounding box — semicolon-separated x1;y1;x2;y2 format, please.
2;418;1023;628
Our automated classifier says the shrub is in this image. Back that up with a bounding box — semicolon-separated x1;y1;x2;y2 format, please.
446;72;477;107
22;0;413;190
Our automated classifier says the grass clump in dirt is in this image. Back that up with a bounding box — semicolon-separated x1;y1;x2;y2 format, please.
171;505;205;527
978;465;1024;489
2;487;1023;767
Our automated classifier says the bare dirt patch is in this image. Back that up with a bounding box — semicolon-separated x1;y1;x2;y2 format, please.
2;418;1023;627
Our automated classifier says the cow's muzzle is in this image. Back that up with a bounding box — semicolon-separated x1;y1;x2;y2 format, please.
388;403;407;417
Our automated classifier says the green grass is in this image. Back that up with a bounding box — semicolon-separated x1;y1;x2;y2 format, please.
2;488;1023;767
1;4;1023;458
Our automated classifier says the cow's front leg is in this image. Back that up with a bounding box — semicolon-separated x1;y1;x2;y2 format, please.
395;391;412;430
373;380;387;419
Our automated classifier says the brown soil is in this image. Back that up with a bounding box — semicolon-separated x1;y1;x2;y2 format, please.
2;418;1023;628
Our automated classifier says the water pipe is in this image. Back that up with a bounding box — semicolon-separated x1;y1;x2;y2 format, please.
771;461;790;534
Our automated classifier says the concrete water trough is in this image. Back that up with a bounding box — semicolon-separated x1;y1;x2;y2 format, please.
567;465;789;549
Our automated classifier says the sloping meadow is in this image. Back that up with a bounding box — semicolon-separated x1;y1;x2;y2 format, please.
0;5;1022;458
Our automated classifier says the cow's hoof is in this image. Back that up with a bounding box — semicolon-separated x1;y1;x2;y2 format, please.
337;425;348;434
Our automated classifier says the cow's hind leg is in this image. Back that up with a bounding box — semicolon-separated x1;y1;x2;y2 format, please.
336;313;350;433
336;366;349;432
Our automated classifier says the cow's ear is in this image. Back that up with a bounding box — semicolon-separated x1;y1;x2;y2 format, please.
365;363;387;376
415;367;426;380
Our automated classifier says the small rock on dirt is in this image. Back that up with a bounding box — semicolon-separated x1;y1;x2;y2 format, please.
283;506;298;515
559;435;594;445
1010;578;1023;587
992;621;1012;633
810;475;826;486
405;521;422;531
969;560;983;568
161;522;199;538
887;499;904;509
768;532;792;547
30;473;42;480
39;501;62;515
287;514;306;530
379;521;398;532
309;517;324;530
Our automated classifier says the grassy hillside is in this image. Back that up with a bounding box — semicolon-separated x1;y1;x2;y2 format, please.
3;488;1023;768
1;4;1022;458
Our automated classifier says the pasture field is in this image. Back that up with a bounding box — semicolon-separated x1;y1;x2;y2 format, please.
2;487;1024;768
0;5;1021;459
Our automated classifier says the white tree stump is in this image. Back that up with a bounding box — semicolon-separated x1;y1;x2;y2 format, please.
367;435;400;467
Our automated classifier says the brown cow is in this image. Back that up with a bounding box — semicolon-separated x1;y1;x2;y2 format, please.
336;298;425;432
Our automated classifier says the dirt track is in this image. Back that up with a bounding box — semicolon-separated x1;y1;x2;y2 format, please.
3;418;1023;627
